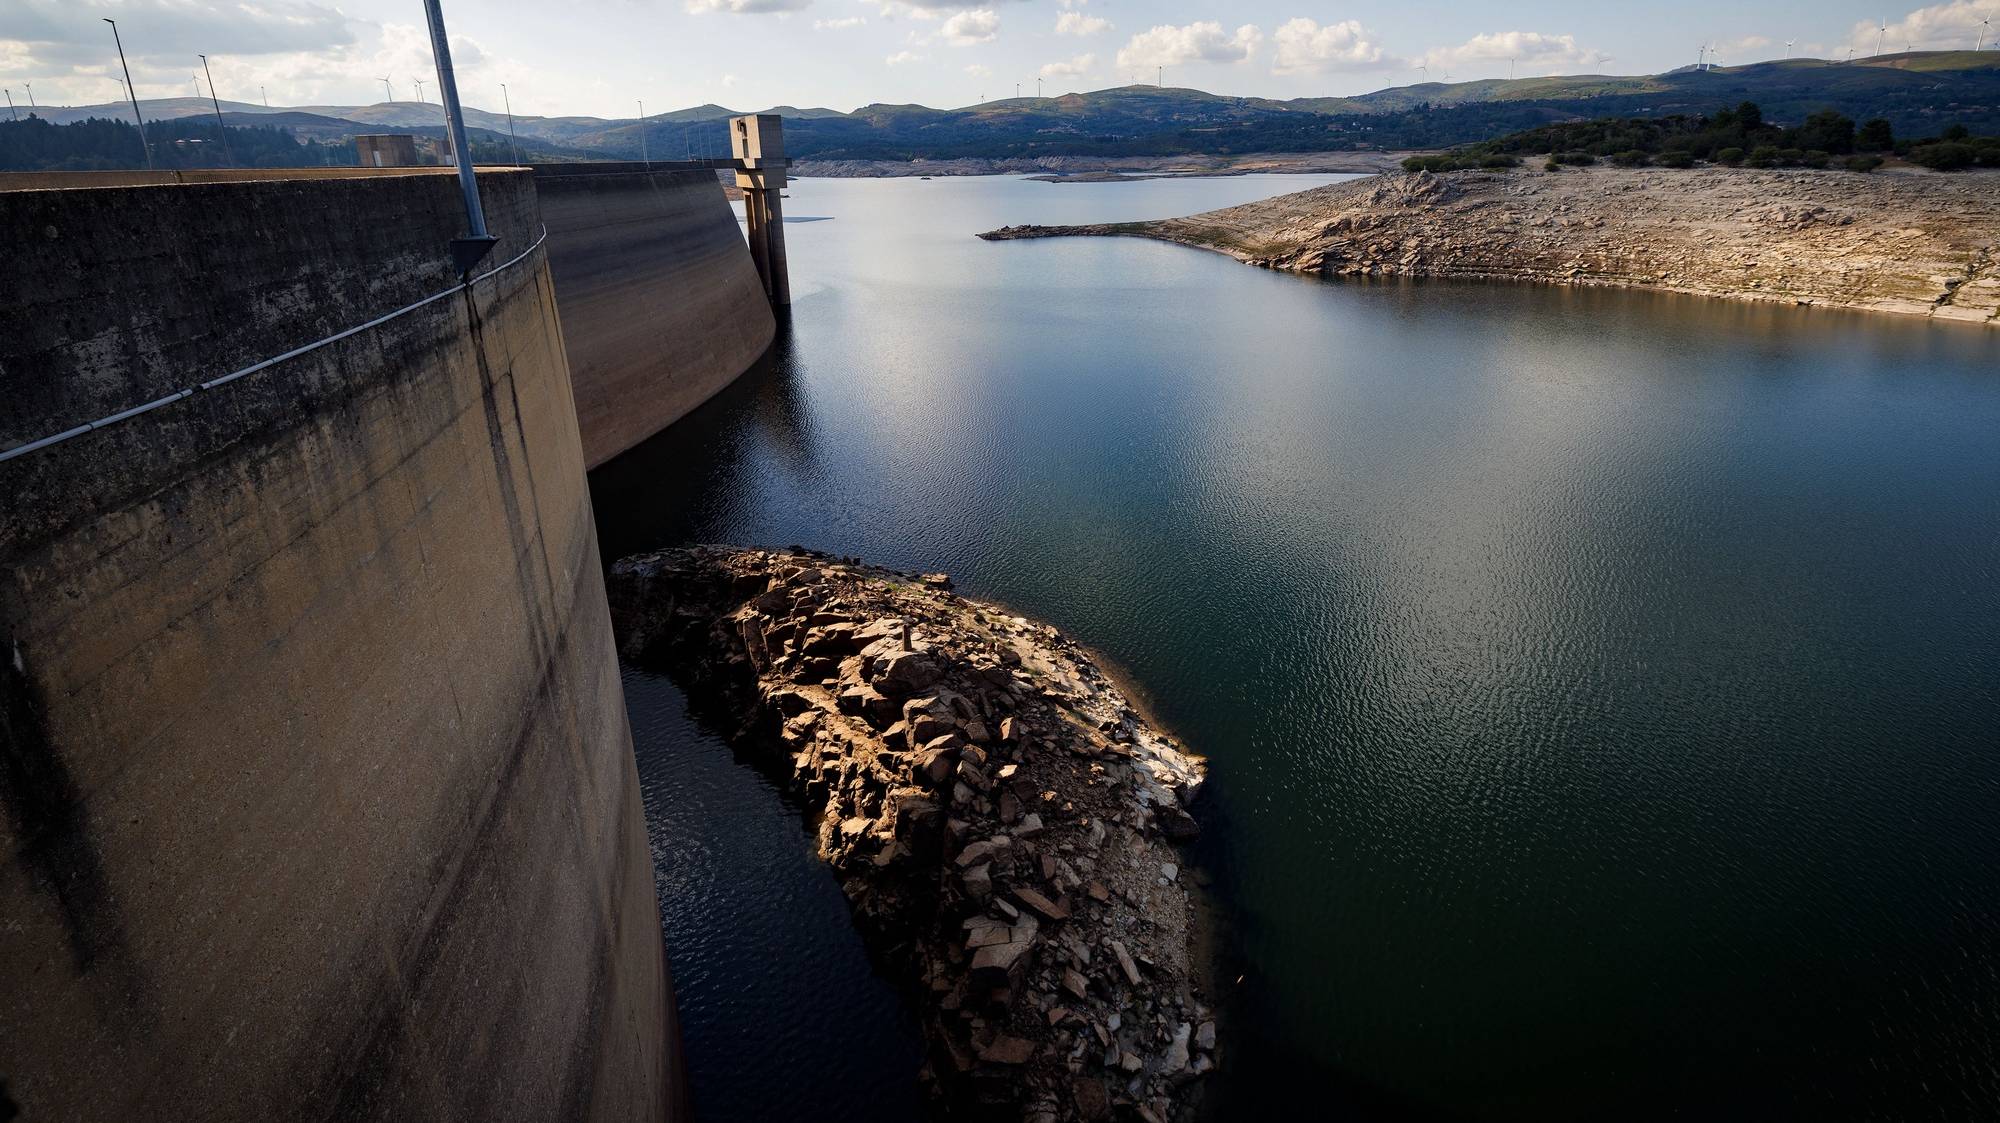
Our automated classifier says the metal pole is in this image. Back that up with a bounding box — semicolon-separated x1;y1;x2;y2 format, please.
421;0;496;275
200;55;233;166
105;19;153;169
501;83;522;165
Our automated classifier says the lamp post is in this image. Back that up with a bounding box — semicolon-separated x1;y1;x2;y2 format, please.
501;83;522;166
200;54;233;166
421;0;496;276
104;19;153;169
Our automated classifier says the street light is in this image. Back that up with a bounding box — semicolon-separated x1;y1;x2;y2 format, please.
104;19;154;169
501;82;523;166
200;54;233;166
420;0;496;276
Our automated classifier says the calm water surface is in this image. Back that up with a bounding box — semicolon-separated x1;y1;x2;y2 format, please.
600;174;2000;1121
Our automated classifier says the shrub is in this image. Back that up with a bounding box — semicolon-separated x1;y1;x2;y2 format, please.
1557;150;1597;166
1799;150;1830;169
1910;142;1977;170
1544;158;1561;171
1745;145;1783;168
1844;154;1884;173
1479;154;1520;169
1857;118;1894;151
1654;150;1697;168
1610;149;1650;167
1943;124;1971;141
1715;147;1745;165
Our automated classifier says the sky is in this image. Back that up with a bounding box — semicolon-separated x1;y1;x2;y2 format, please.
3;0;1997;119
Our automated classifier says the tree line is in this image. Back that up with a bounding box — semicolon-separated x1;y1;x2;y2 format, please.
1404;102;1999;174
0;115;354;172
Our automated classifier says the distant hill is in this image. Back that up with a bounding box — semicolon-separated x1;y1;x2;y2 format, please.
20;51;1999;166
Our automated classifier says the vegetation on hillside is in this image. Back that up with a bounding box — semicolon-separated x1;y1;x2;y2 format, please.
1401;102;2000;173
0;114;576;172
0;115;352;171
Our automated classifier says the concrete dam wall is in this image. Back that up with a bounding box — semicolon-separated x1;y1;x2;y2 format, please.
0;169;675;1120
535;164;779;468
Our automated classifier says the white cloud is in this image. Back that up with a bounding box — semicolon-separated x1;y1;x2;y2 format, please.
1116;22;1264;69
1039;53;1096;79
1858;2;1999;51
686;0;813;12
1056;11;1113;36
941;9;1001;46
815;16;868;29
1271;18;1395;74
966;63;993;77
885;49;925;65
1421;30;1594;74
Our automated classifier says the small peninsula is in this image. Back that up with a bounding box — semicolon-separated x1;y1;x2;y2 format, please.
610;547;1216;1122
981;166;2000;325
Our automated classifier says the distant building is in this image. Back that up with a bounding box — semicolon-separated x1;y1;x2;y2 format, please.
353;134;421;167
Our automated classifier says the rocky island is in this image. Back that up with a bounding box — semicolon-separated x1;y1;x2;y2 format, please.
610;547;1216;1122
981;166;2000;325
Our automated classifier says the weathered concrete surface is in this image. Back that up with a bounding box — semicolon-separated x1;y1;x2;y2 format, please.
0;170;676;1121
981;166;2000;325
535;165;777;467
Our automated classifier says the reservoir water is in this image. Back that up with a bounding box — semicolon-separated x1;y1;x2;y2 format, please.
595;174;2000;1120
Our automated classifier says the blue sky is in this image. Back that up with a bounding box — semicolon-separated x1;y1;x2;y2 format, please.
4;0;1996;118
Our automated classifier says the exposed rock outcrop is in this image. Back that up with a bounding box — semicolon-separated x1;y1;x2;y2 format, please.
610;547;1216;1121
980;166;2000;325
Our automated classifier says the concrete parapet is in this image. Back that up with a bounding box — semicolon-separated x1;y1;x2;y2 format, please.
0;170;675;1120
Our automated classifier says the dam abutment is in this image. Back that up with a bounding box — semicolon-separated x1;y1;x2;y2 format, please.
0;168;676;1120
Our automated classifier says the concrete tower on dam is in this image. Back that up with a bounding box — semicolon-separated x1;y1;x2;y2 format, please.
0;164;739;1120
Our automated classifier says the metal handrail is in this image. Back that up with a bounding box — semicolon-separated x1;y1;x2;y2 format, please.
1;225;549;465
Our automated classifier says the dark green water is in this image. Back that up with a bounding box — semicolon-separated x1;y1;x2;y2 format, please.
597;175;2000;1121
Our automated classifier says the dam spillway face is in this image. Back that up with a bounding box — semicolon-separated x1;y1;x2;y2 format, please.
0;169;674;1120
533;162;780;468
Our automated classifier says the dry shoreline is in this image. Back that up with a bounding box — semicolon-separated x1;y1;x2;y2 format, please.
610;547;1219;1122
978;166;2000;325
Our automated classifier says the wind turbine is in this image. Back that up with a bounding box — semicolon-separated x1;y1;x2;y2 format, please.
5;90;16;122
1785;39;1796;56
1696;42;1706;69
260;85;268;107
24;81;33;108
1509;56;1518;79
1876;18;1887;57
380;77;393;103
1979;16;1991;51
1414;64;1428;83
413;77;426;103
636;99;648;164
1036;77;1043;97
192;75;202;97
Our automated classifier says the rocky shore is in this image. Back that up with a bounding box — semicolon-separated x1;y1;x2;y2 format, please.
979;166;2000;325
610;547;1217;1121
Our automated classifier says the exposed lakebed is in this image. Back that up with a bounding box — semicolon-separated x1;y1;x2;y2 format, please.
593;174;2000;1121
